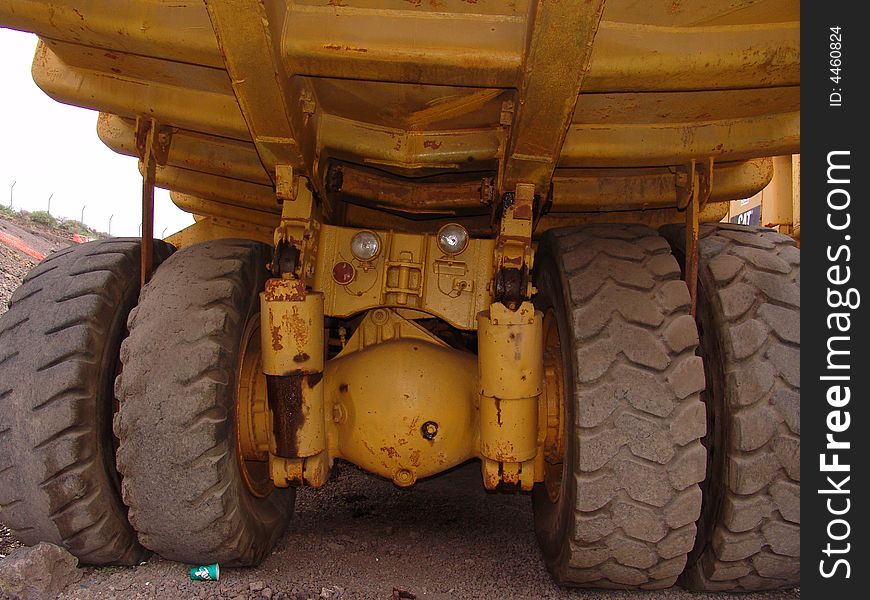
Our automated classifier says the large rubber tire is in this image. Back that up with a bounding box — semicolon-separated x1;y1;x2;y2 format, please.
532;224;708;589
0;239;173;564
660;224;800;591
114;239;293;566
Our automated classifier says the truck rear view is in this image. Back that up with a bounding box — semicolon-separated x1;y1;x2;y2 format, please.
0;0;799;591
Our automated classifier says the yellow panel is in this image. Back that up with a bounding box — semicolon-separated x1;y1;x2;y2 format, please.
313;225;494;330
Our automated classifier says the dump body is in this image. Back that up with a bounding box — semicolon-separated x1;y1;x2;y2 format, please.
0;0;799;235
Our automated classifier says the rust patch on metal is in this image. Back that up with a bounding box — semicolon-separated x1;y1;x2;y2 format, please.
267;372;305;457
502;468;520;485
322;44;368;53
381;446;400;460
281;305;309;359
264;278;307;302
423;140;442;150
268;308;283;351
294;352;311;363
495;440;516;462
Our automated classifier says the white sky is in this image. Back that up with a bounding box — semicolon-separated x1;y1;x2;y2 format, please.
0;28;194;237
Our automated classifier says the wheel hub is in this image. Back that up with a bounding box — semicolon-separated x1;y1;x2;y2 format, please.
541;310;566;503
235;314;273;497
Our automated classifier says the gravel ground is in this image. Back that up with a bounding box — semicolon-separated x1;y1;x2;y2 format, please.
1;216;800;599
50;462;798;600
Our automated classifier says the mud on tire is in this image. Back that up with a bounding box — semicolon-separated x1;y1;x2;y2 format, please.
531;224;707;589
661;223;800;591
114;239;293;566
0;239;172;564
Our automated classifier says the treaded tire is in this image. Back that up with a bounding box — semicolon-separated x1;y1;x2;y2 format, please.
532;224;707;589
0;238;173;564
114;239;293;566
660;224;800;591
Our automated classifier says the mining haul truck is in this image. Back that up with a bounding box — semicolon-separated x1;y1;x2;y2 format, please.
0;1;799;591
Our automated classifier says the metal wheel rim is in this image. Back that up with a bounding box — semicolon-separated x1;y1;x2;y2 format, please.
235;314;273;498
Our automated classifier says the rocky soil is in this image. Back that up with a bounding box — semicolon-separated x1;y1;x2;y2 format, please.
0;215;800;599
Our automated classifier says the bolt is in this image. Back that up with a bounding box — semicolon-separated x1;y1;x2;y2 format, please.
332;403;346;424
393;469;415;487
370;309;389;325
421;421;439;441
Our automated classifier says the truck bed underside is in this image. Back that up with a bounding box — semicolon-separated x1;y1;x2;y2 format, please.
2;0;799;232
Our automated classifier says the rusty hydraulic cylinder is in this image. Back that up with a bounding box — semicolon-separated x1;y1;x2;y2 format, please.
260;278;326;460
477;301;543;489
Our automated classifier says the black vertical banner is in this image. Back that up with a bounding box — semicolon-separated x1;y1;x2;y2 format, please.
802;2;868;596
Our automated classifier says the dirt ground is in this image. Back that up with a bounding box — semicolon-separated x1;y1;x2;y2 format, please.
0;216;800;599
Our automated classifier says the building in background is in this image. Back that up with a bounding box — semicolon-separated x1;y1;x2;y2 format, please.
725;155;800;244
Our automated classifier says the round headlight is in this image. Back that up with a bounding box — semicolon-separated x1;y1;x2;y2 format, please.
350;230;381;261
437;223;469;256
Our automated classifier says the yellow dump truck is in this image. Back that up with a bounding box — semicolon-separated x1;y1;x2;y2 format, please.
0;1;799;591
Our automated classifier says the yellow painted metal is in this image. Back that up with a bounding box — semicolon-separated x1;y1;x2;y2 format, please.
326;310;479;487
761;155;798;234
1;0;802;496
98;114;271;186
792;155;801;243
334;308;449;355
478;303;543;399
235;315;274;498
203;0;307;185
171;211;495;329
259;275;329;485
279;3;798;91
2;0;799;234
166;215;274;249
559;112;800;169
313;225;495;331
685;170;701;317
540;310;566;502
499;0;605;193
255;308;479;488
584;20;799;92
477;302;543;491
260;282;324;375
170;193;278;228
247;304;552;491
154;165;277;214
31;40;248;141
492;182;536;307
0;1;222;67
